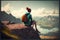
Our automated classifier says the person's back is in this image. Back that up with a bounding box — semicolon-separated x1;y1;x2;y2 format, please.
22;7;32;27
24;12;32;27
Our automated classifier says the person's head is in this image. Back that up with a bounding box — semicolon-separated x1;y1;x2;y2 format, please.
26;7;31;13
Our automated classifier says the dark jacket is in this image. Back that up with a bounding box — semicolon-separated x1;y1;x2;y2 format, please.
24;12;32;26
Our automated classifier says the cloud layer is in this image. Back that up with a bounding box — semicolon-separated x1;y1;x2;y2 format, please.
1;3;59;18
37;25;59;34
31;8;59;17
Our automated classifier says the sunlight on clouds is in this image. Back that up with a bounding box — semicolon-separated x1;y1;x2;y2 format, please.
11;8;26;18
1;3;59;18
32;8;59;17
1;3;10;13
1;3;26;18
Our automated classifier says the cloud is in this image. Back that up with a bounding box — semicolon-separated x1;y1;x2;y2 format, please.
1;3;10;12
31;8;59;17
11;8;26;18
1;4;26;18
37;25;59;34
1;4;59;18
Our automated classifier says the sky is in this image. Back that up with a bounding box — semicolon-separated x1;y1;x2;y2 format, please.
1;1;59;18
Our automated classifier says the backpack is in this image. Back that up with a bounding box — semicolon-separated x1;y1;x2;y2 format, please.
22;14;28;22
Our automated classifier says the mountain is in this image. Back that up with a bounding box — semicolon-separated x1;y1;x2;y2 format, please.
0;11;22;23
33;15;59;28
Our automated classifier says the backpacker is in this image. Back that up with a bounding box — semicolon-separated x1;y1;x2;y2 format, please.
22;14;28;22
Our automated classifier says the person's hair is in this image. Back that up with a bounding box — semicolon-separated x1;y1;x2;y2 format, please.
26;7;31;12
